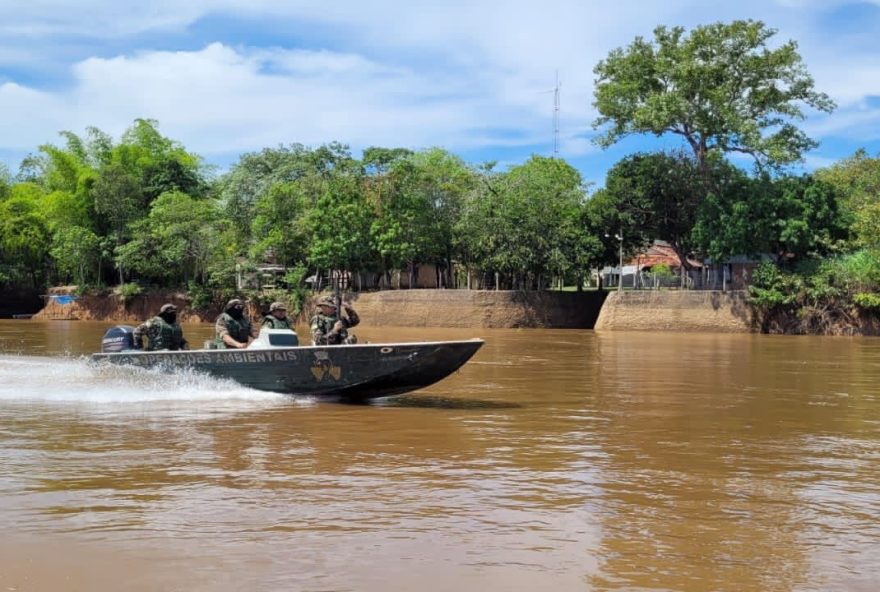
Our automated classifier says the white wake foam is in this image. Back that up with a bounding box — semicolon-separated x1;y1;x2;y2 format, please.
0;354;291;405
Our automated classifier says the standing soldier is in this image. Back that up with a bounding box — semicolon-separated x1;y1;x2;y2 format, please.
214;299;255;349
262;301;294;330
134;303;188;351
310;295;359;345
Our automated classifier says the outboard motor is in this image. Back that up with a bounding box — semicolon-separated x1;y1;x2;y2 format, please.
101;325;136;353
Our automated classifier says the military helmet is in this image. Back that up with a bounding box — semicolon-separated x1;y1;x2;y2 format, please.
159;303;177;314
269;301;287;312
317;295;337;308
225;298;244;311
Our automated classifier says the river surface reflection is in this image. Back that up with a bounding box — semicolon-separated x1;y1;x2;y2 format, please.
1;320;879;591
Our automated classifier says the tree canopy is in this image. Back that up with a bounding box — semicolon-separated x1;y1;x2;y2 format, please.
593;20;835;170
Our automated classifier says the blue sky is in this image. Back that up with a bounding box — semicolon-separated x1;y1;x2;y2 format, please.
1;0;879;187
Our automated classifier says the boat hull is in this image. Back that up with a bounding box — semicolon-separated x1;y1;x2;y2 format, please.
89;339;484;402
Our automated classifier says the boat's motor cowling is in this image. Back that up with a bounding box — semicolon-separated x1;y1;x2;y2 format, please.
101;325;136;353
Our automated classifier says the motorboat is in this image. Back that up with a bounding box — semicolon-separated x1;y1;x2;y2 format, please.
90;327;484;402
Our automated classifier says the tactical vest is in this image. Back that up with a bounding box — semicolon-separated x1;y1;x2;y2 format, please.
310;313;348;345
262;315;294;330
145;316;185;351
215;313;252;348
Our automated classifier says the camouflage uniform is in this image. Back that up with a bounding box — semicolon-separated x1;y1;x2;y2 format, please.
214;312;254;349
310;299;360;345
134;316;188;351
262;314;294;330
262;301;294;330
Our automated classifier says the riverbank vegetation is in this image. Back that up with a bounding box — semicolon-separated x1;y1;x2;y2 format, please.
1;19;878;332
0;125;601;311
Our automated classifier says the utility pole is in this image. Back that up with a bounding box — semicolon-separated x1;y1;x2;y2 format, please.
605;228;625;292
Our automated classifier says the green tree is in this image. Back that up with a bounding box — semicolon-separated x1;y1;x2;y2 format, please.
50;226;101;286
583;185;653;270
814;149;880;250
0;163;11;200
693;174;846;266
114;119;207;208
457;156;589;289
599;152;706;271
250;181;311;265
304;172;375;283
91;162;143;283
593;20;835;170
369;148;475;287
218;142;356;242
0;194;51;287
116;191;226;285
362;146;413;174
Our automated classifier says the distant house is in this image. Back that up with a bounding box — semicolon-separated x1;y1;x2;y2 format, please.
602;241;703;289
702;254;770;290
236;263;287;290
601;240;770;290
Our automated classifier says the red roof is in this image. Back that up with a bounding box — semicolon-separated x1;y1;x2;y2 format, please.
627;242;702;269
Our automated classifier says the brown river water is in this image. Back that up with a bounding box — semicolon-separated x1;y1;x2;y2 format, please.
1;320;879;591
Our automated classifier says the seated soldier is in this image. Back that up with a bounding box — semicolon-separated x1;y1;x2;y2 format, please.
310;295;359;345
134;303;188;351
262;301;294;330
214;299;256;349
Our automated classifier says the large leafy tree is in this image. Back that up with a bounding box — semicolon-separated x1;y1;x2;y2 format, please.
217;142;356;241
50;226;101;286
368;148;475;287
693;174;847;265
593;20;835;170
583;187;652;270
599;152;710;270
115;119;207;207
304;172;375;283
0;192;51;287
24;120;208;286
458;156;590;288
116;191;229;285
249;181;312;265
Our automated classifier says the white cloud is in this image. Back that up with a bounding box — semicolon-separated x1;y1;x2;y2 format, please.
0;83;66;149
0;0;879;165
805;105;880;142
1;43;544;157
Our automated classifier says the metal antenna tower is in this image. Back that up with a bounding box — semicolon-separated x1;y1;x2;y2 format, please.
553;70;560;156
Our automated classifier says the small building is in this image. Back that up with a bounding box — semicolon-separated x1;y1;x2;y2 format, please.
702;255;770;291
236;263;287;290
602;241;703;289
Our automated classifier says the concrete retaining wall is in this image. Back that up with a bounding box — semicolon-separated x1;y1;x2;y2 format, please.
348;289;608;328
594;290;755;333
31;288;609;329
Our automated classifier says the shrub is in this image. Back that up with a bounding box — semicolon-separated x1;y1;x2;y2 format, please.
854;292;880;310
116;282;142;304
649;263;675;288
186;281;214;311
748;262;802;311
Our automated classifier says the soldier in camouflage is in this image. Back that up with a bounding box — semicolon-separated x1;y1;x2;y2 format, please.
310;295;359;345
262;301;294;330
134;303;188;351
214;299;256;349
